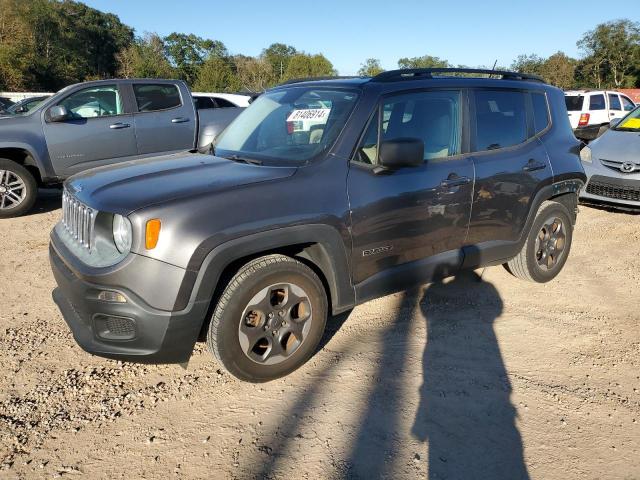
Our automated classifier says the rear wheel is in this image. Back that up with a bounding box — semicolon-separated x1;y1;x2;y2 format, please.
0;159;37;218
207;254;328;382
505;201;573;283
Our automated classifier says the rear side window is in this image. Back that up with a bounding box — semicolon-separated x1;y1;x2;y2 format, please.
133;84;182;112
214;98;237;108
474;90;527;151
608;94;621;111
621;96;635;111
194;97;215;109
565;95;584;111
531;92;550;134
589;94;605;111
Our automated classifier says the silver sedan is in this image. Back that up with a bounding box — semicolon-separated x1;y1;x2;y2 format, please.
580;106;640;209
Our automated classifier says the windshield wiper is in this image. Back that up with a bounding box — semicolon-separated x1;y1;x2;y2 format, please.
222;154;263;165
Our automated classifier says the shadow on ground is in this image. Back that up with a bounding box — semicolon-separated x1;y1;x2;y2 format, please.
255;271;530;479
30;188;62;215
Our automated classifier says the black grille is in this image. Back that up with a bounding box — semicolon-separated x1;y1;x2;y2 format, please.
105;317;136;337
586;180;640;202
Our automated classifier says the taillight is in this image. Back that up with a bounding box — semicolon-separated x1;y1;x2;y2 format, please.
286;121;294;134
578;113;590;127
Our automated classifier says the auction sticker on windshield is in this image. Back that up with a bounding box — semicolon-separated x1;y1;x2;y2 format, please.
619;118;640;130
287;109;331;122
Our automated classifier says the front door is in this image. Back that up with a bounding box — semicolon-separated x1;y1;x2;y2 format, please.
43;84;138;177
347;89;474;302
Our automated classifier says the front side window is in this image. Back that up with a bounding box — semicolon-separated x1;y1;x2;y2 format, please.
355;90;462;165
608;94;621;111
133;84;181;112
531;92;550;134
59;86;123;119
621;96;635;111
215;87;359;165
474;90;527;151
589;94;605;111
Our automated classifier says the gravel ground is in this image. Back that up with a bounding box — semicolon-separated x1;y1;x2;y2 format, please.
1;191;639;479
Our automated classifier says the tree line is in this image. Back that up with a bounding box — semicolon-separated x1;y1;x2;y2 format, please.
1;0;638;93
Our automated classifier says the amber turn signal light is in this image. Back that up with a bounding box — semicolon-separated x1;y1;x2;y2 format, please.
145;219;161;249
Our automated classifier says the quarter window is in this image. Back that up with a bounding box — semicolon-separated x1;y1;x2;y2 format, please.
621;96;635;111
589;94;605;111
133;84;181;112
474;90;527;151
58;85;122;119
608;94;621;111
531;92;550;134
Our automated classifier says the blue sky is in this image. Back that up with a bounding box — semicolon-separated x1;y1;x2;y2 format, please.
83;0;638;75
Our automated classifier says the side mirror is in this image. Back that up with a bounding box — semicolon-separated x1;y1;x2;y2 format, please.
48;105;69;122
378;138;424;170
610;118;622;128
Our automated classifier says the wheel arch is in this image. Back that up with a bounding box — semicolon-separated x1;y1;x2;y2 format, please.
177;224;355;321
0;144;48;185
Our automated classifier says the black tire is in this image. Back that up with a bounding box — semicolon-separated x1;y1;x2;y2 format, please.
207;254;328;382
504;200;573;283
0;158;38;218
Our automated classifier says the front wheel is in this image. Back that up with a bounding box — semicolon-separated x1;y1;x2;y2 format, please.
207;254;328;382
505;200;573;283
0;159;38;218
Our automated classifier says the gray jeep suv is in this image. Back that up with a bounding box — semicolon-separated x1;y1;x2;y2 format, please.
50;68;586;382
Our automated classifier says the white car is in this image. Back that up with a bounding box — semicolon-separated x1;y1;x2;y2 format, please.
192;92;253;109
565;90;636;140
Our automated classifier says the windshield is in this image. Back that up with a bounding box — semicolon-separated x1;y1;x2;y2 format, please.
614;106;640;132
214;87;359;165
564;95;584;112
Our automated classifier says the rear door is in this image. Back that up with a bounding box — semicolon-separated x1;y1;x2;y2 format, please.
608;93;626;122
131;82;196;155
588;93;608;125
466;89;552;250
347;89;474;300
42;83;138;177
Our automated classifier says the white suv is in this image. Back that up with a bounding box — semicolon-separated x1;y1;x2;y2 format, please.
565;90;636;140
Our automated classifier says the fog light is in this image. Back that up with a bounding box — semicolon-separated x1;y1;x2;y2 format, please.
98;290;127;303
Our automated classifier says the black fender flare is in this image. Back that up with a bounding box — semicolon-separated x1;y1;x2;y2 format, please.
174;224;355;315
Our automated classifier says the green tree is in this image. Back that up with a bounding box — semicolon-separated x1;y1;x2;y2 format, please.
358;58;384;77
194;56;239;92
397;55;451;69
578;19;640;88
283;53;336;80
510;54;545;75
233;55;275;92
164;33;228;86
540;52;577;89
262;43;298;81
116;33;175;79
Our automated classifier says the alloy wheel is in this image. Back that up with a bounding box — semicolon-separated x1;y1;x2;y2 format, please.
534;216;566;270
0;169;27;210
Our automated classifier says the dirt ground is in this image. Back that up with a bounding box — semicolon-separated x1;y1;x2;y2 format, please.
1;190;639;480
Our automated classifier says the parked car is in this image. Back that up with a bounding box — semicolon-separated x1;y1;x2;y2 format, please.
49;68;585;382
565;90;636;141
0;95;50;116
579;106;640;209
0;79;242;217
192;92;252;108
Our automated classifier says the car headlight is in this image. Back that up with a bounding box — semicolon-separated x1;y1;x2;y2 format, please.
580;146;592;163
112;214;132;253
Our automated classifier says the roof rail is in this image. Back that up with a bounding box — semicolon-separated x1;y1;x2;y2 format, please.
372;68;545;83
277;75;363;86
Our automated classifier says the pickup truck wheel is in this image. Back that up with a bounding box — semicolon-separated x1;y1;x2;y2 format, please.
207;254;328;382
505;200;573;283
0;159;37;218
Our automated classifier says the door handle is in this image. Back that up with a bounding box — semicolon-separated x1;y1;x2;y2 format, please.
171;117;190;124
523;159;547;172
109;122;131;129
440;175;471;191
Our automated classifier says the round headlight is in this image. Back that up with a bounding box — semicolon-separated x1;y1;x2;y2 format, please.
580;146;592;163
112;214;132;253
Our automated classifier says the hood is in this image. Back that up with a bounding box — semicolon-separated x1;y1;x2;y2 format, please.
590;128;640;163
66;152;297;214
